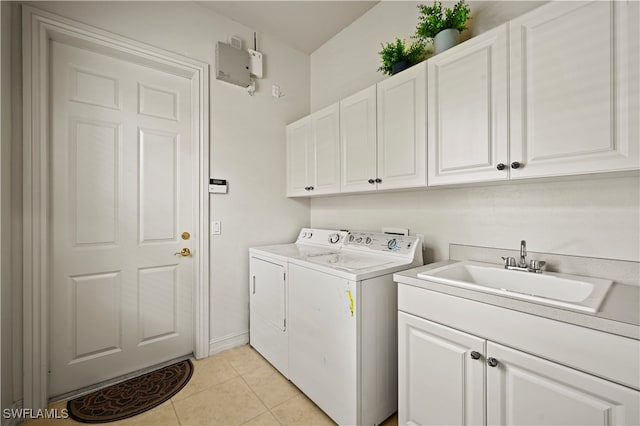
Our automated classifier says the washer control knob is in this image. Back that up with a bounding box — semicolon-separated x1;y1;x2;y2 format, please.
365;237;372;245
348;234;355;242
387;239;398;250
328;233;340;244
306;231;313;239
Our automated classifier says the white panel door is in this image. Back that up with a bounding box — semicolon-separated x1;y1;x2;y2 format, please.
49;40;194;396
288;264;357;425
398;312;485;426
286;116;312;196
487;342;640;426
428;25;509;186
377;61;427;190
310;103;341;195
340;86;377;193
509;1;639;178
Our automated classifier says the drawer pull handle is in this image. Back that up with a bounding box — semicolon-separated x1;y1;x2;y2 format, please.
487;357;499;367
470;351;481;360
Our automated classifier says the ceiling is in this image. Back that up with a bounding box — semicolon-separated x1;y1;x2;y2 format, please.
198;1;379;54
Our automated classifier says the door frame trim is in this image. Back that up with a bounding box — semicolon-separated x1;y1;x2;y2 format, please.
22;6;210;409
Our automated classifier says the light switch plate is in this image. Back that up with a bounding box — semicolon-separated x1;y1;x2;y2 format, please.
211;221;221;235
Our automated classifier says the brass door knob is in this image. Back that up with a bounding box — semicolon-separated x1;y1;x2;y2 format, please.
175;248;191;257
181;232;191;240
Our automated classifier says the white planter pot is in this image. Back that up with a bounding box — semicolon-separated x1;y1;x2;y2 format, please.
434;28;459;54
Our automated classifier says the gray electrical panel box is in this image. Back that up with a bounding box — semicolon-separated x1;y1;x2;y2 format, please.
216;42;250;88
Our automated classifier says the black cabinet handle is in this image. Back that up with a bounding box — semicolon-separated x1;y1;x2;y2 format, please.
496;163;506;171
368;179;375;184
470;351;482;360
511;161;521;169
375;178;382;183
487;357;499;367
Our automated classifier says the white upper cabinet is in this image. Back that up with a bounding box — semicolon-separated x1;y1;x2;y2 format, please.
311;103;341;194
286;116;312;197
509;1;639;179
427;25;509;186
286;103;340;196
340;86;377;193
377;61;427;190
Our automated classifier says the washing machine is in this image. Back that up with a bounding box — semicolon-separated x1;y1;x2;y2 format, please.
287;231;423;426
248;228;346;377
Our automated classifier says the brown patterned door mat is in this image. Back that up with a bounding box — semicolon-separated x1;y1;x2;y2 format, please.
67;359;193;423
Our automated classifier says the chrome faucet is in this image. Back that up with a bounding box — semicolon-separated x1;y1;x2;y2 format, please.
501;240;546;273
519;240;527;268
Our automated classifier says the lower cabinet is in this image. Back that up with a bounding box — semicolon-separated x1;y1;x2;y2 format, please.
398;311;640;426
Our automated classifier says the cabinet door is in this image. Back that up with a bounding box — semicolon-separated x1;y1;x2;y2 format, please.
487;341;640;426
377;62;427;189
509;1;639;178
340;86;377;193
427;25;509;186
249;257;287;376
398;312;485;426
286;116;312;196
310;103;341;195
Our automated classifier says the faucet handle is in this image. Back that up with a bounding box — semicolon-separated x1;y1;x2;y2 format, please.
528;259;546;272
501;256;516;267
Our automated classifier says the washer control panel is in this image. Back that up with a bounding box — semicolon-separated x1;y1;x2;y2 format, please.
344;232;417;254
296;228;347;247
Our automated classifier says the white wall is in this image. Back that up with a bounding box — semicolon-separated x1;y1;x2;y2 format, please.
21;1;311;358
310;1;640;263
311;1;544;112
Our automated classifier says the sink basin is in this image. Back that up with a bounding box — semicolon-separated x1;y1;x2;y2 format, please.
416;261;613;313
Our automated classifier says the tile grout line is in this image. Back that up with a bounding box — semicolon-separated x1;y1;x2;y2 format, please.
170;399;182;426
236;368;273;423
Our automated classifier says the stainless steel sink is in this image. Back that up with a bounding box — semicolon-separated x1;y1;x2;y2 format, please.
417;261;613;313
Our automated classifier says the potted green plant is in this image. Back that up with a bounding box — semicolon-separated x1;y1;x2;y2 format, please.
377;38;426;76
416;0;471;54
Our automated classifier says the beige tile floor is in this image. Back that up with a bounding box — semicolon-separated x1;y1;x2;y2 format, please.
25;345;399;426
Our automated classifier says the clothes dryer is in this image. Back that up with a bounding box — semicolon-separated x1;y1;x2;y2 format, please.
248;228;346;377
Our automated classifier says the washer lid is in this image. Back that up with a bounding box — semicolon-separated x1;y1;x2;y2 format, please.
306;253;396;272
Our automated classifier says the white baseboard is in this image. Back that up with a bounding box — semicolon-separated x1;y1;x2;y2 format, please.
208;330;249;356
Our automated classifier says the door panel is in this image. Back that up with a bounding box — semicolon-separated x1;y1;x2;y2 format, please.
509;1;639;177
376;62;426;189
311;103;341;194
286;117;311;196
398;312;485;426
249;256;288;376
428;25;509;185
487;342;640;426
49;40;194;396
340;86;377;192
